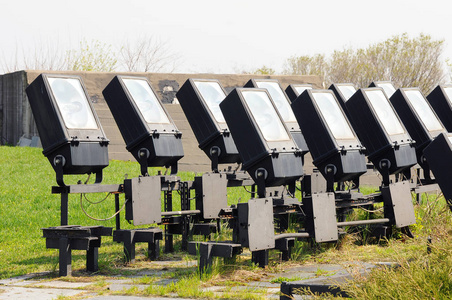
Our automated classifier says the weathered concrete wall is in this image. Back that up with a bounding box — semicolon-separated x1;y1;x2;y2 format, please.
0;70;322;173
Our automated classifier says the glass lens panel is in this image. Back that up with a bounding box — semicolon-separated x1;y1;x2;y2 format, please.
122;79;171;124
448;136;452;145
337;85;356;101
376;83;396;98
294;86;312;95
48;77;98;129
313;92;356;140
242;90;291;142
444;87;452;105
255;81;297;122
405;90;443;131
365;90;405;135
194;81;226;123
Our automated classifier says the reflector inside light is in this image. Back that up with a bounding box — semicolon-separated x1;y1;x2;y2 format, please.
194;81;227;123
312;92;355;140
122;78;170;124
444;87;452;104
405;90;444;131
337;85;356;101
242;90;291;141
295;86;312;95
365;90;405;135
254;81;297;122
48;77;98;129
376;82;396;98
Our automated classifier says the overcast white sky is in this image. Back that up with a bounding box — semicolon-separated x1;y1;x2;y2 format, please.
1;0;451;75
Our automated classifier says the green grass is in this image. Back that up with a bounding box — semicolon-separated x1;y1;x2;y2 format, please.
2;146;452;299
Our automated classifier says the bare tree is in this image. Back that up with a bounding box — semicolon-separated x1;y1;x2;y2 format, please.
0;38;69;73
118;36;179;73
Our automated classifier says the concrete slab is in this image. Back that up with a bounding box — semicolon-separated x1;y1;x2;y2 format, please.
0;286;84;300
31;280;92;289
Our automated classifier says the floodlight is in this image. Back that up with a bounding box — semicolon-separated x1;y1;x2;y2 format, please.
285;84;312;102
390;88;447;170
423;133;452;211
219;88;303;189
329;83;357;113
369;81;397;98
102;76;183;175
176;79;240;171
244;79;309;155
346;88;416;178
426;85;452;132
26;74;109;186
291;90;366;183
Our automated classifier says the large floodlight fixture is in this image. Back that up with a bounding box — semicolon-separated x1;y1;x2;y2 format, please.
424;133;452;211
244;79;309;155
328;83;357;113
346;88;416;180
426;85;452;132
285;84;312;102
102;76;183;176
220;88;303;190
369;81;397;98
176;79;239;171
390;88;447;170
291;90;366;184
25;74;109;186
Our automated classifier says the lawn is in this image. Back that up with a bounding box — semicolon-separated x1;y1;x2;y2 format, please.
1;145;452;299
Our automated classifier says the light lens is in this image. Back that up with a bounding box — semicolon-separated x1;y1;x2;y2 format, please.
337;85;356;101
376;83;396;98
444;87;452;105
255;81;297;122
405;90;444;132
313;92;355;140
194;81;226;123
294;86;312;95
365;90;405;135
48;77;98;129
242;90;291;142
122;79;171;124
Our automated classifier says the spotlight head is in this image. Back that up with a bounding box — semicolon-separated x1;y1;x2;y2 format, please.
369;81;396;98
390;88;446;168
244;79;309;155
426;84;452;132
292;89;367;182
285;84;312;102
328;83;357;113
25;74;109;186
102;76;183;175
176;79;240;168
346;88;416;176
220;88;303;187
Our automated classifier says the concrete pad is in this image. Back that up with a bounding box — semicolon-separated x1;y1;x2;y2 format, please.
32;280;92;289
0;286;84;300
107;283;148;292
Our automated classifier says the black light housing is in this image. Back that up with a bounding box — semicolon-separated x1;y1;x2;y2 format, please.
426;85;452;132
291;89;367;183
328;83;357;114
390;88;447;170
285;84;312;102
102;76;183;175
244;79;309;156
26;74;109;186
346;88;416;178
176;79;239;170
369;81;397;98
423;132;452;211
220;88;303;188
